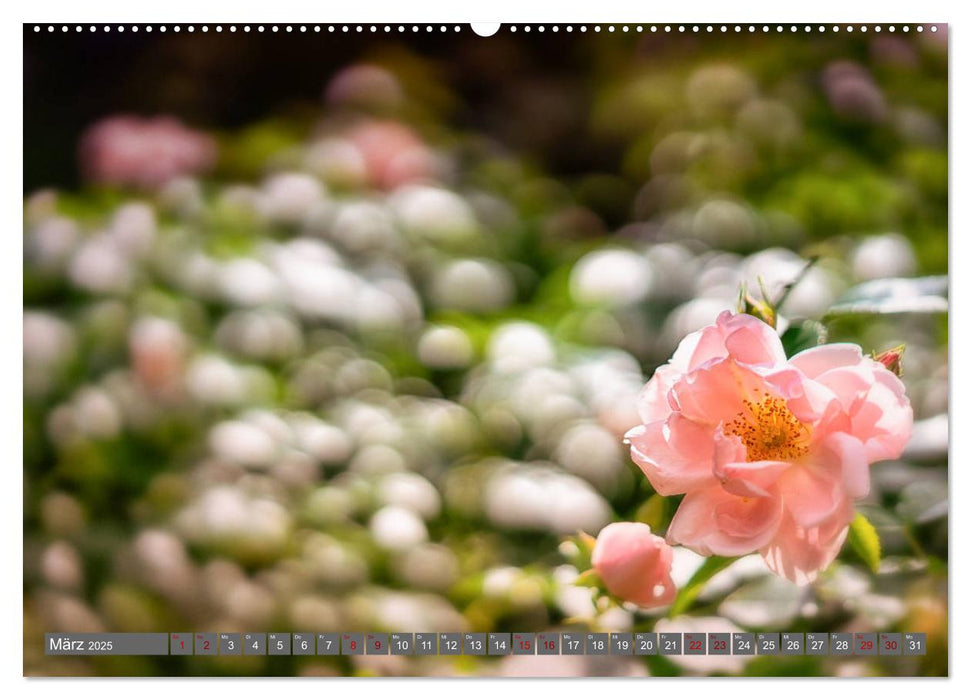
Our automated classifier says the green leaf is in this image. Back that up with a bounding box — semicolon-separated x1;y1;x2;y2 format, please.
826;276;948;317
574;569;604;589
668;555;735;617
561;531;597;572
895;481;948;524
780;319;828;358
848;512;882;573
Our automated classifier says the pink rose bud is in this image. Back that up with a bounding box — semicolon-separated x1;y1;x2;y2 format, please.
591;522;677;608
873;344;905;376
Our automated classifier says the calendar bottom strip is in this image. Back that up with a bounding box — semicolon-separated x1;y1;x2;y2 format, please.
45;631;926;657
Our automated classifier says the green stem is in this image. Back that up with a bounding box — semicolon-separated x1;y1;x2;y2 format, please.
774;256;820;315
903;523;928;561
668;556;736;617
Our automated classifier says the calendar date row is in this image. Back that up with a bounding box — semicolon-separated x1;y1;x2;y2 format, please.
47;631;926;656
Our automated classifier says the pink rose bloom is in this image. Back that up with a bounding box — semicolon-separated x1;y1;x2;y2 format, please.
80;115;217;189
347;120;437;190
626;311;912;584
591;522;677;607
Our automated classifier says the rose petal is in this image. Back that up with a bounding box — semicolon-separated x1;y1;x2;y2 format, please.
627;416;717;496
788;343;865;379
669;326;713;373
711;430;790;497
854;372;914;463
765;367;841;425
815;362;913;463
636;363;681;424
722;319;787;367
668;485;783;557
777;458;843;528
760;501;852;584
821;431;871;500
815;364;876;414
672;359;769;426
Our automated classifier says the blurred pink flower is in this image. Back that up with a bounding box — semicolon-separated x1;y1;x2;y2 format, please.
822;61;888;123
626;311;912;584
347;120;437;190
591;522;677;607
80;115;217;189
129;318;188;401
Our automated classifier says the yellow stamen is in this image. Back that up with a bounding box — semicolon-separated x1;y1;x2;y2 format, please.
727;393;812;462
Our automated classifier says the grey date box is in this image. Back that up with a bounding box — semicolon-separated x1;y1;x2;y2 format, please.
610;633;633;655
367;633;389;655
268;633;290;655
243;633;266;655
219;633;241;656
781;632;804;656
390;633;413;655
855;632;877;656
561;633;584;655
415;632;437;655
831;632;853;656
194;633;217;656
439;632;462;655
708;633;730;655
684;633;706;655
806;633;828;655
316;633;339;655
757;632;780;655
659;632;682;655
464;633;487;655
292;633;314;655
879;633;902;656
635;632;658;655
170;633;192;656
903;632;926;656
341;633;364;655
512;633;534;655
536;632;559;655
488;633;510;655
733;633;755;655
585;633;608;655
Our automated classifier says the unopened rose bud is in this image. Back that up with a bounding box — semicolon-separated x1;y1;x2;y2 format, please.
873;344;906;376
736;281;776;329
591;522;677;608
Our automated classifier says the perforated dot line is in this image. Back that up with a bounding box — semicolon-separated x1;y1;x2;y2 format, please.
31;23;944;35
29;24;466;34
